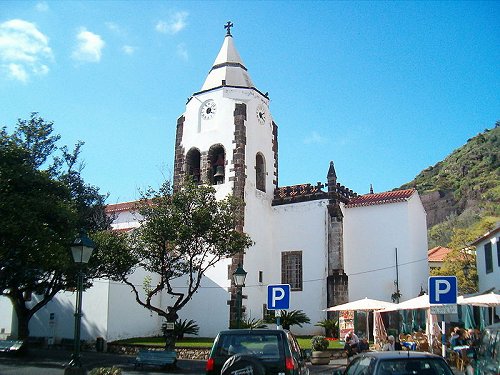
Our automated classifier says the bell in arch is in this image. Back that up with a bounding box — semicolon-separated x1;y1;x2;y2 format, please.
214;165;224;178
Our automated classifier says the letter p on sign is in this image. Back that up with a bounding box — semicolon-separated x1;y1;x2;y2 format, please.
267;284;290;310
429;276;457;304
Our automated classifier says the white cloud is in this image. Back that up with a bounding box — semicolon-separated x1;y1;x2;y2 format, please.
304;131;328;145
155;11;188;35
71;28;105;63
176;43;188;61
0;19;53;82
122;45;135;55
35;2;49;12
105;21;124;35
8;63;28;82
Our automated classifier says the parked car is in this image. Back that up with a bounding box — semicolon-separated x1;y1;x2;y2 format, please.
205;329;309;375
332;351;454;375
466;322;499;375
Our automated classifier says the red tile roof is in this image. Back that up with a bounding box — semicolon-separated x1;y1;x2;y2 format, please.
346;189;415;208
428;246;452;262
105;201;138;213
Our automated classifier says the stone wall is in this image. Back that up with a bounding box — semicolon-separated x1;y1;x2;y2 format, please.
107;343;211;360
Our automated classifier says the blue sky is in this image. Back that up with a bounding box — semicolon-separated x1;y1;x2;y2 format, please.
1;1;498;204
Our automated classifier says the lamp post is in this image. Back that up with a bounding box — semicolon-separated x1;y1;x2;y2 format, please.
66;230;95;374
232;264;247;329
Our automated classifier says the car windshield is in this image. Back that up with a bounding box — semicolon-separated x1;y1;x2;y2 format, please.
377;358;454;375
216;333;282;360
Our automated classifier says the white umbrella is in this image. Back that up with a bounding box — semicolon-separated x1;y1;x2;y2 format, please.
373;311;387;349
458;292;500;307
459;292;500;325
380;294;436;312
324;297;396;342
380;294;440;352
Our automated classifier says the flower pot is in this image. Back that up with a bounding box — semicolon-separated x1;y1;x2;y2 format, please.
310;350;330;365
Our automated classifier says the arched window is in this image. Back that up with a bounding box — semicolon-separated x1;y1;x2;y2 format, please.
186;148;201;183
209;145;225;185
256;153;266;192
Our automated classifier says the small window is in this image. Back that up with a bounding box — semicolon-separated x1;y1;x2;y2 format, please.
497;240;500;267
485;242;493;273
256;153;266;192
258;271;263;283
281;251;302;291
209;145;225;185
186;148;201;183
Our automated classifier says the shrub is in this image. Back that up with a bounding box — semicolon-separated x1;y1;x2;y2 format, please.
264;309;311;330
311;335;329;351
315;319;339;338
162;319;199;340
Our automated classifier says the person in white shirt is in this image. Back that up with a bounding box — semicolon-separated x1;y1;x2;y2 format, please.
344;330;360;357
382;335;396;351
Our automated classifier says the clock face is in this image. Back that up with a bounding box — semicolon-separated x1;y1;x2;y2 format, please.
201;100;216;120
256;104;267;125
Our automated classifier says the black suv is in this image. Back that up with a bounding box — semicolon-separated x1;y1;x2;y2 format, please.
205;329;309;375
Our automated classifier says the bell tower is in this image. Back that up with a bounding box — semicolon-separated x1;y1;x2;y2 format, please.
172;22;278;325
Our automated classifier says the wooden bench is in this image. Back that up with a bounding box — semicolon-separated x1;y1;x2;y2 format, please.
0;340;25;353
134;349;177;369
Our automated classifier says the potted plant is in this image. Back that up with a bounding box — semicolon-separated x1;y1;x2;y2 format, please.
310;335;330;365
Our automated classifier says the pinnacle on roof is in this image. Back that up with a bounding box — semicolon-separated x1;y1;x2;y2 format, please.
200;21;254;92
327;161;337;180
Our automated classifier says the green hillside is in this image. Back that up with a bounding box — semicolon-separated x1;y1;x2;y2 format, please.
400;122;499;248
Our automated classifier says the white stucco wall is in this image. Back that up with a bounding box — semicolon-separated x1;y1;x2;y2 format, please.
268;199;330;336
343;194;429;303
475;235;500;294
0;297;13;338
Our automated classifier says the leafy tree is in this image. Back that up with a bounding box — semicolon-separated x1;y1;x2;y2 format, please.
117;179;253;349
264;309;311;330
0;113;132;338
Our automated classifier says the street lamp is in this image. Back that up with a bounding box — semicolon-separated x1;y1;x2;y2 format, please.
232;264;247;329
66;230;95;374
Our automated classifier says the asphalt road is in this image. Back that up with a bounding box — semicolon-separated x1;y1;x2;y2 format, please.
0;348;344;375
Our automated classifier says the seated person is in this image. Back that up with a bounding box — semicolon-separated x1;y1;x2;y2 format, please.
382;335;397;351
358;337;369;352
344;330;359;357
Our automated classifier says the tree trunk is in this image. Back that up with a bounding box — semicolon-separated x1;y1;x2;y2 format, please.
164;309;179;350
11;296;31;339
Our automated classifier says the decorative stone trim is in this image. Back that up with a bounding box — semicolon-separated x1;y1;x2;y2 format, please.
107;343;210;360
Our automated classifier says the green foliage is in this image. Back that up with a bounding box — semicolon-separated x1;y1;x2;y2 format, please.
161;319;200;340
264;310;311;330
231;317;267;329
0;114;130;338
315;319;339;338
118;178;253;348
311;335;329;351
88;367;122;375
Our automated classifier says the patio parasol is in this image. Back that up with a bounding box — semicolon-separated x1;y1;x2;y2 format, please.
324;297;396;342
458;292;500;325
373;311;387;348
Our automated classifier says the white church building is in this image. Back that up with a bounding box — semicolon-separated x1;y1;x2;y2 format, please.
1;24;429;343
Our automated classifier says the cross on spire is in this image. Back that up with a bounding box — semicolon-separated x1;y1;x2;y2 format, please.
224;21;234;36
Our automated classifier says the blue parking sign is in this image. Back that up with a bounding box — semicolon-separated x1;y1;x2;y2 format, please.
267;284;290;310
428;276;457;304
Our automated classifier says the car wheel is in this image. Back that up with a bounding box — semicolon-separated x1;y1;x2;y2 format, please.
221;354;266;375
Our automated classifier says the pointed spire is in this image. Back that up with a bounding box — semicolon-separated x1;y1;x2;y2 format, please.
327;161;337;192
200;22;254;92
327;161;337;180
369;184;374;194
